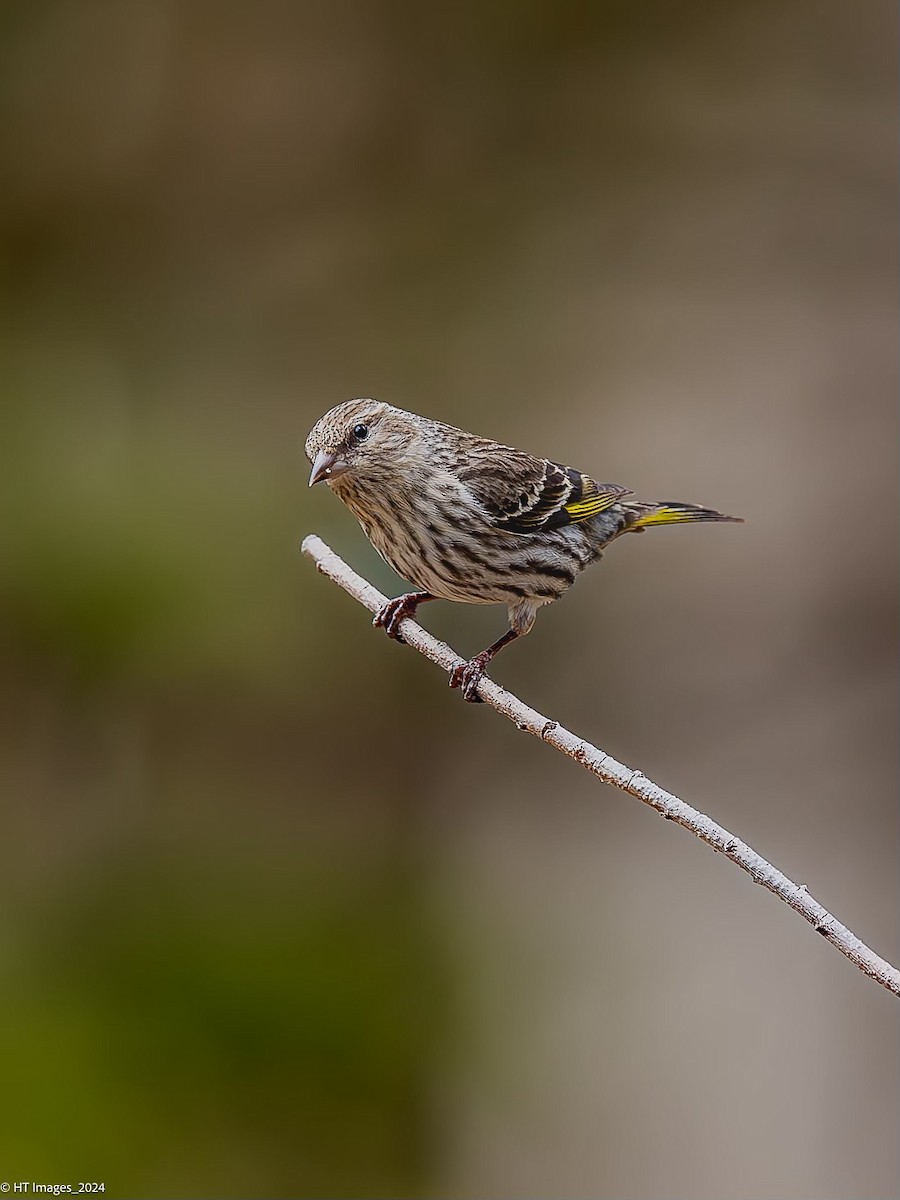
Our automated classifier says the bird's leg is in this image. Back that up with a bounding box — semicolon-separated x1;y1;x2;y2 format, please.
373;591;436;642
449;628;520;703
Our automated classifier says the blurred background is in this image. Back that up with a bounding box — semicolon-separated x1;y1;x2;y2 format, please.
1;1;897;1196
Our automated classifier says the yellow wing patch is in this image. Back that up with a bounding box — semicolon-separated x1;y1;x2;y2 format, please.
563;481;629;523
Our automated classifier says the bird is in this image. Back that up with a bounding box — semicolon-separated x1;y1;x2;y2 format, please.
306;398;742;701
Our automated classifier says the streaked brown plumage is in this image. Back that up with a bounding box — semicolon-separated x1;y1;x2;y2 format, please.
306;398;741;701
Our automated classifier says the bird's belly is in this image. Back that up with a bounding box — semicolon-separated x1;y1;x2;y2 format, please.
363;515;587;606
369;526;494;603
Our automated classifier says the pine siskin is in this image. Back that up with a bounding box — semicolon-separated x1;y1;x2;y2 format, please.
306;398;742;701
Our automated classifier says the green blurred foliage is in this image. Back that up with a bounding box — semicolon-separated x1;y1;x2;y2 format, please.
0;858;448;1196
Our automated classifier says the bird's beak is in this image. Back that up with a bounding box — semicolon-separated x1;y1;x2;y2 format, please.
308;449;348;487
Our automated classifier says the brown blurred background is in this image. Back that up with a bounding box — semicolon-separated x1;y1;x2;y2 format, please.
1;1;897;1196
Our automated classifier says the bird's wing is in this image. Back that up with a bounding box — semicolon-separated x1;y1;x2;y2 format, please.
457;444;629;534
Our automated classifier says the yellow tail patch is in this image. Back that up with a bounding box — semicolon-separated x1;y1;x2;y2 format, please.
629;503;741;530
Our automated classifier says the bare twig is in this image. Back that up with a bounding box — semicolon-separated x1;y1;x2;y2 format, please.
302;534;900;1000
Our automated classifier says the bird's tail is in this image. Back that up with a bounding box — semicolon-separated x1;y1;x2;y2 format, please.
621;500;743;531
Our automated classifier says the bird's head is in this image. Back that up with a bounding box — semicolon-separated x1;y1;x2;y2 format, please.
305;398;420;488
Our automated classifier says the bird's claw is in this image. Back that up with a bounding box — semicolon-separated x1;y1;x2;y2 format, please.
373;596;413;642
449;657;488;703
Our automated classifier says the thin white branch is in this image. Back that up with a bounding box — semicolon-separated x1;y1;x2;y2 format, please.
302;533;900;1000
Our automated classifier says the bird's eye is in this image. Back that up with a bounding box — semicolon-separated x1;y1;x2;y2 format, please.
352;423;369;441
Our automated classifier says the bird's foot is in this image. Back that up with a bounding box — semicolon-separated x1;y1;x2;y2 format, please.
373;594;419;642
449;655;491;703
